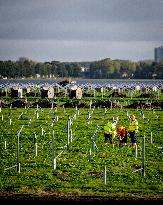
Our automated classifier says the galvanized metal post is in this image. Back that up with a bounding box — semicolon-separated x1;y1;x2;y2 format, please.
92;141;95;150
16;126;24;173
52;130;54;158
9;118;12;125
16;133;20;173
70;129;72;143
52;130;56;170
141;135;145;176
150;132;153;144
135;144;138;158
34;134;38;157
66;119;70;151
104;166;107;184
101;87;103;99
110;101;112;109
35;143;38;156
4;140;7;149
88;148;91;163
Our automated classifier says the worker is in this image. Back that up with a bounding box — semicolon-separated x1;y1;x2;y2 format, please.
116;126;127;146
128;115;139;148
104;120;117;147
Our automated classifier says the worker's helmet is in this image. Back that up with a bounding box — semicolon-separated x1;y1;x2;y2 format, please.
130;115;136;120
112;120;117;124
118;126;124;131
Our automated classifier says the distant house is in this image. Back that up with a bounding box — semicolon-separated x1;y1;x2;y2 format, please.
0;88;7;97
69;85;82;99
135;85;140;91
41;87;54;98
81;66;89;72
53;85;61;94
11;87;23;98
36;74;41;78
122;73;128;78
152;86;158;92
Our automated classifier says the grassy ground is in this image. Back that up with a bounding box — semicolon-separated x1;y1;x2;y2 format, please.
0;105;163;200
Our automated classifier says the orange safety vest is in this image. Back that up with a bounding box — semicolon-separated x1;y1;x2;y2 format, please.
116;128;127;138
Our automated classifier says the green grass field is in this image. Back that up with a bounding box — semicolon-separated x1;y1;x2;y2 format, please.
0;105;163;199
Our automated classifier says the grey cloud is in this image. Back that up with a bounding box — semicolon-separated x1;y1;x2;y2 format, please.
0;0;162;61
1;0;163;23
0;39;158;62
0;19;162;42
0;0;163;41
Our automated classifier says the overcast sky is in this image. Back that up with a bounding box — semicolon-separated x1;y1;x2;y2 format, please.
0;0;163;62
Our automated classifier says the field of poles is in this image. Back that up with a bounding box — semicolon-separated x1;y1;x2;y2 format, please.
0;102;163;198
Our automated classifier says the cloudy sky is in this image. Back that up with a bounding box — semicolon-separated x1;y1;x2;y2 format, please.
0;0;163;62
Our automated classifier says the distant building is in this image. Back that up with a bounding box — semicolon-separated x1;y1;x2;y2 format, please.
36;73;41;78
11;87;23;98
41;87;54;98
154;46;163;63
69;85;82;99
81;66;89;72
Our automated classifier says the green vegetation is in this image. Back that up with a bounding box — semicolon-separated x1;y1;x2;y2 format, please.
0;57;163;79
0;103;162;198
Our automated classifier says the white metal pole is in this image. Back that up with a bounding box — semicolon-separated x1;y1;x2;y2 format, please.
70;129;72;143
141;135;145;176
135;144;138;158
88;148;91;163
150;132;153;144
5;140;7;149
67;119;70;151
104;166;107;184
52;130;56;170
16;133;20;173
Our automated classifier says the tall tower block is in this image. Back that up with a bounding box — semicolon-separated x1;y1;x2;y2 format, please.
155;46;163;63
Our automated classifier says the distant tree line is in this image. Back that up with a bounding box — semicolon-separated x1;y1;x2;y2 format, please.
0;57;162;79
